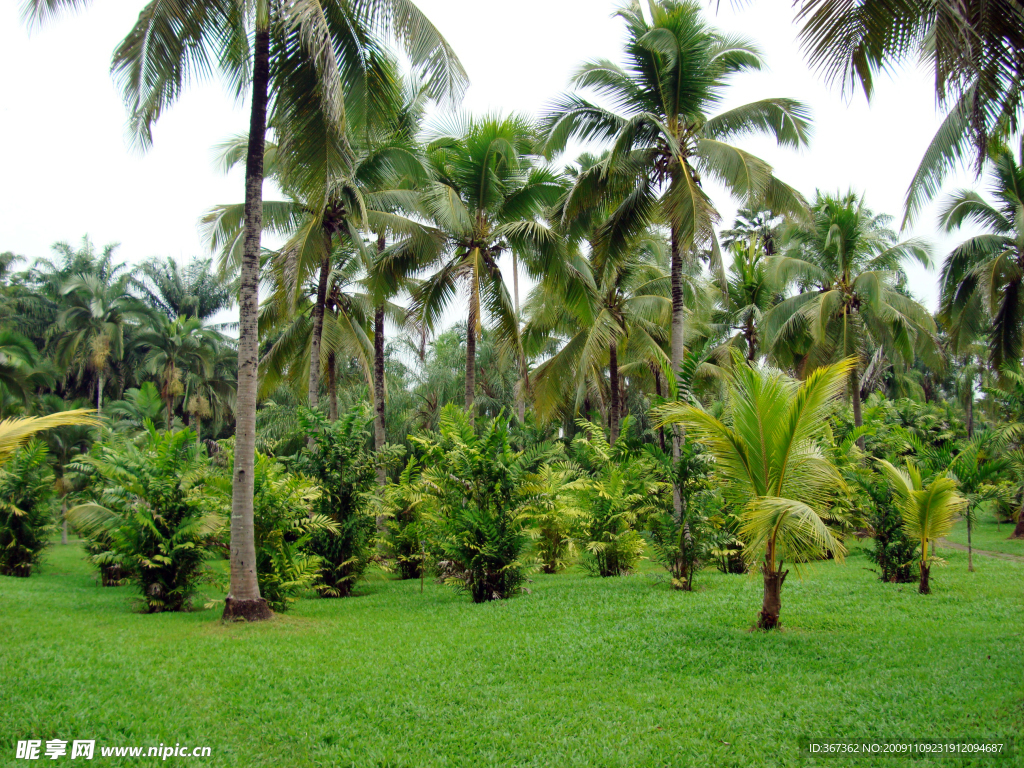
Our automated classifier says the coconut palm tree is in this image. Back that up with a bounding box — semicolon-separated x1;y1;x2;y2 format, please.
414;114;566;413
658;357;853;629
937;137;1024;374
713;240;781;363
542;0;811;395
765;191;938;437
25;0;466;622
876;458;966;594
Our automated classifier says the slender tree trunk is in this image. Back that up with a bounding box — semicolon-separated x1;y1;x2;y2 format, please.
919;562;931;594
465;295;477;414
372;306;388;488
965;387;974;438
851;364;865;450
670;225;684;517
967;508;975;572
308;235;332;410
327;352;338;422
609;341;619;445
195;418;201;446
653;368;666;453
758;560;787;630
224;25;272;622
513;252;526;423
745;316;757;363
61;498;68;545
96;371;103;417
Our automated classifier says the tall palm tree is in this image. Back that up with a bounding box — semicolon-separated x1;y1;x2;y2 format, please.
714;240;780;363
137;257;232;322
658;357;853;629
53;274;145;416
876;458;966;594
542;0;811;399
792;0;1024;222
414;114;566;413
938;137;1024;374
25;0;466;622
766;191;938;437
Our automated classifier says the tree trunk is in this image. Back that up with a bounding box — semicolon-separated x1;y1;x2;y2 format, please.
1012;504;1024;539
745;315;757;362
307;237;332;410
61;498;68;545
967;508;974;572
654;368;667;453
919;562;931;594
758;562;788;629
465;295;477;414
609;341;619;445
224;25;272;623
851;364;865;450
513;251;526;424
327;352;338;422
965;387;974;438
670;225;684;517
373;303;387;485
96;371;103;417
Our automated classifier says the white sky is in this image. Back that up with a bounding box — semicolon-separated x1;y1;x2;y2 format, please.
0;0;986;319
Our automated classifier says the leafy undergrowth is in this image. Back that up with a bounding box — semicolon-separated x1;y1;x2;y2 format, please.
0;541;1021;767
946;515;1024;558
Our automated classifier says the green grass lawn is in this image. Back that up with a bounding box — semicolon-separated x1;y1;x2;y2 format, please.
1;541;1021;768
945;512;1024;558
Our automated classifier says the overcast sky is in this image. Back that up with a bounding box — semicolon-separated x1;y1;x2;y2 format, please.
0;0;985;318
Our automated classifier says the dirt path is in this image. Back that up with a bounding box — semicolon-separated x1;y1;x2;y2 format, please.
937;538;1024;563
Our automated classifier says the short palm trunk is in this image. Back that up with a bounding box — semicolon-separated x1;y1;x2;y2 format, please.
758;565;788;630
919;564;931;595
222;597;272;621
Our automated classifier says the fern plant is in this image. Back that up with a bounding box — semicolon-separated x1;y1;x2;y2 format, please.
68;425;221;612
518;464;584;574
374;457;427;580
0;441;55;577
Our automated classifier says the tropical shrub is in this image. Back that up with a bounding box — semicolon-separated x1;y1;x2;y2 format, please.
375;457;426;580
565;421;665;578
210;445;333;611
519;464;584;574
294;406;402;597
0;442;55;577
415;406;550;602
68;425;221;612
647;442;714;589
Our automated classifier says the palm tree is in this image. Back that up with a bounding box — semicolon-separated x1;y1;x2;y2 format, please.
53;274;145;416
26;0;466;623
0;410;99;467
137;315;224;427
542;0;811;400
658;357;853;629
766;191;937;439
876;459;966;594
37;395;94;544
714;240;780;363
184;342;237;444
137;257;232;322
792;0;1024;221
938;138;1024;374
414;114;566;413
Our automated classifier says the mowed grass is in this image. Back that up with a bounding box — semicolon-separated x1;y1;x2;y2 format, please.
946;513;1024;558
1;541;1022;768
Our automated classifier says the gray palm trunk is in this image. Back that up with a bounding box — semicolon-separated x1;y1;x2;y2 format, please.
373;304;387;486
307;237;333;411
96;371;103;417
61;498;68;545
609;340;620;445
670;226;685;516
224;26;271;622
327;351;338;422
513;252;526;423
465;294;477;413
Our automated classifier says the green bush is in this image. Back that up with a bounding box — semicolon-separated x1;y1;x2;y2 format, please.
519;464;584;574
415;407;552;602
295;406;402;597
375;458;427;580
68;425;221;612
565;420;663;577
0;442;55;577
